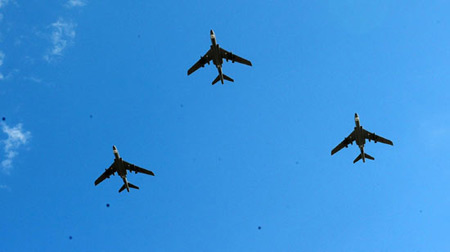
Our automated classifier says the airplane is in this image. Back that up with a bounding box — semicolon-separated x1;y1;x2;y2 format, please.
94;145;154;193
331;113;393;163
187;30;252;85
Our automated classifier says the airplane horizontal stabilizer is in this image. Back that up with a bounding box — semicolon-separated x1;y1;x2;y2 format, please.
353;154;363;163
353;153;375;163
212;75;221;85
222;74;234;83
365;153;374;160
212;74;234;85
128;183;139;190
119;184;127;193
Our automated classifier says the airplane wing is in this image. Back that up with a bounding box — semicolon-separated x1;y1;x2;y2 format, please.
363;129;394;145
187;49;213;75
220;48;252;66
124;161;155;176
94;163;115;185
331;130;356;155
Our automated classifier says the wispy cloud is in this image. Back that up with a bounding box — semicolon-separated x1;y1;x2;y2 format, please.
65;0;86;8
0;0;16;22
1;122;31;174
0;184;11;191
0;51;4;80
44;18;76;62
0;0;10;8
419;115;450;150
0;0;9;78
24;76;42;84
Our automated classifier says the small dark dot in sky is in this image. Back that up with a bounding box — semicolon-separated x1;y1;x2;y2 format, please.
106;204;110;208
295;161;299;165
180;104;184;108
138;34;141;38
89;115;93;119
258;226;261;230
2;117;5;121
69;236;73;240
419;210;422;213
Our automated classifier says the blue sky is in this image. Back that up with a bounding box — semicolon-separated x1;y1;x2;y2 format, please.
1;0;450;251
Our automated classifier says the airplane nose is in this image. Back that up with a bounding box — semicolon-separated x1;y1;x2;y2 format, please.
113;145;117;150
210;29;214;35
355;113;358;118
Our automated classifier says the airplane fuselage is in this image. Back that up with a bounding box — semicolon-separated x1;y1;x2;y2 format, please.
354;114;366;162
210;30;224;83
210;45;223;66
113;145;129;191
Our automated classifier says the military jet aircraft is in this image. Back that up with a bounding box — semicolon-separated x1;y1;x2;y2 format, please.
94;145;154;192
331;113;393;163
187;30;252;85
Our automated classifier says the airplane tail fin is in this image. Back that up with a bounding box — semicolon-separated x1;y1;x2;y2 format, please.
353;153;375;163
118;183;139;193
212;74;234;85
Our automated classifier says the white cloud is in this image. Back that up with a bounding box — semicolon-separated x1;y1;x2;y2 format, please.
66;0;86;8
1;122;31;174
44;18;76;62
